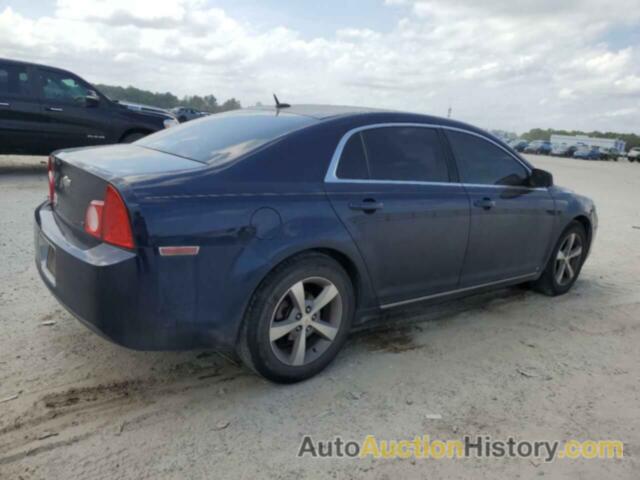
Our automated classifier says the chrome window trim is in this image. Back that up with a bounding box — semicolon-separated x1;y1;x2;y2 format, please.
324;122;544;190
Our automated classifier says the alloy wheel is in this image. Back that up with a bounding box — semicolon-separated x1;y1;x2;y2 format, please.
554;233;583;286
269;277;343;366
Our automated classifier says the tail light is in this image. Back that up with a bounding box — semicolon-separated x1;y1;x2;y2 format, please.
84;184;135;249
47;156;56;204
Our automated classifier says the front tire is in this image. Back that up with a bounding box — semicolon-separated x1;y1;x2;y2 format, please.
237;253;354;383
532;222;587;296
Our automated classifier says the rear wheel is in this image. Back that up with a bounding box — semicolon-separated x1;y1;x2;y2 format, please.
237;253;354;383
532;222;587;296
120;132;146;143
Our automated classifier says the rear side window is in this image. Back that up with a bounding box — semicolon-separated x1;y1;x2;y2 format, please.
361;127;450;182
138;110;316;165
0;64;30;97
336;134;368;179
446;130;529;186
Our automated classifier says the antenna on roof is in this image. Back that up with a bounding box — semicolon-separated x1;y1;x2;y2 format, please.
273;94;290;109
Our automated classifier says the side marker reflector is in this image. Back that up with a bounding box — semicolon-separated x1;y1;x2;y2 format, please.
159;246;200;256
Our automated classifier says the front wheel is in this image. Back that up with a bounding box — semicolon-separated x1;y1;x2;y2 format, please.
237;253;354;383
532;222;587;296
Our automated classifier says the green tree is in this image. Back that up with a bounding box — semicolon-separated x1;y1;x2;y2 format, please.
95;84;240;113
219;98;241;112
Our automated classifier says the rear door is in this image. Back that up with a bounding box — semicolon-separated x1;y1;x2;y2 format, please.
0;62;50;154
325;125;470;307
35;67;114;152
444;129;555;287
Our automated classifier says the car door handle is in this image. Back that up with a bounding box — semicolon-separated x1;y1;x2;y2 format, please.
473;197;496;210
349;200;384;213
45;107;64;112
0;102;10;108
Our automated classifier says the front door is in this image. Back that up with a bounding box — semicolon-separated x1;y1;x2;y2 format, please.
444;129;556;287
36;68;113;153
325;125;470;307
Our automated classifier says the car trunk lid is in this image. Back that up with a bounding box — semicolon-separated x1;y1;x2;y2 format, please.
50;144;205;234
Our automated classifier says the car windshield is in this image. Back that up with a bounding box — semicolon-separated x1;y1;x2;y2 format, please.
137;109;317;165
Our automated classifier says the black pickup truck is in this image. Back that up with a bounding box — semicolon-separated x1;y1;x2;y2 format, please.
0;58;178;155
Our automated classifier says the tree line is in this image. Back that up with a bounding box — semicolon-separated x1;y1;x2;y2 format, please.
95;84;241;113
521;128;640;150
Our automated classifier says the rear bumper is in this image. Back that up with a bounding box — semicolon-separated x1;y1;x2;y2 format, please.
34;202;229;350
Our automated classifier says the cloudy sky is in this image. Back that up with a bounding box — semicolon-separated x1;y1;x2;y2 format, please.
1;0;639;133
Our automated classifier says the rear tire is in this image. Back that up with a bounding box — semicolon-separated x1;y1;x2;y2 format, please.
237;253;354;383
532;222;587;296
121;132;146;143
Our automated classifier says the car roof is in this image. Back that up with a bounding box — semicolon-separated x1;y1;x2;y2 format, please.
246;104;490;133
250;104;390;119
0;57;75;75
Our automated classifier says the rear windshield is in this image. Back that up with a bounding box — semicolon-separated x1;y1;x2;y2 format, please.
137;109;316;165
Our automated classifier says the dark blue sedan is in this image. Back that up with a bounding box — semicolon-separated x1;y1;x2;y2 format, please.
35;105;597;383
573;145;601;160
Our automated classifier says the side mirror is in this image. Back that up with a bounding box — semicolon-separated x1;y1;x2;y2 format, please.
529;168;553;188
85;90;100;107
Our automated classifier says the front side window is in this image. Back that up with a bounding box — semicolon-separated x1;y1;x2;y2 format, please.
0;64;30;97
446;130;529;187
39;70;91;104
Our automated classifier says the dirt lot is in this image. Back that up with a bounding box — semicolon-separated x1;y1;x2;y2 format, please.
0;154;638;479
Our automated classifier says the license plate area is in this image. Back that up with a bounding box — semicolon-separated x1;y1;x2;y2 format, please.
38;233;56;285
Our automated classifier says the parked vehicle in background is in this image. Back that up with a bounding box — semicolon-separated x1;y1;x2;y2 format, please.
35;105;597;383
550;144;577;157
508;138;528;152
599;147;621;161
170;106;208;123
0;58;178;155
573;145;601;160
627;147;640;162
524;140;553;155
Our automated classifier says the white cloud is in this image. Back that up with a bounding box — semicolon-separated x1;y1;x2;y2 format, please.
613;75;640;95
1;0;639;133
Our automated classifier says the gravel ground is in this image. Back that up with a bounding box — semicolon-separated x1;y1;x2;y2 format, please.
0;154;638;479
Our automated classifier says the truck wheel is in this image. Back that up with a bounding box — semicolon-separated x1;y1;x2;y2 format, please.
121;132;146;143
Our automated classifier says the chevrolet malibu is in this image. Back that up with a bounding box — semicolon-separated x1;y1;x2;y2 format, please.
35;105;597;383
